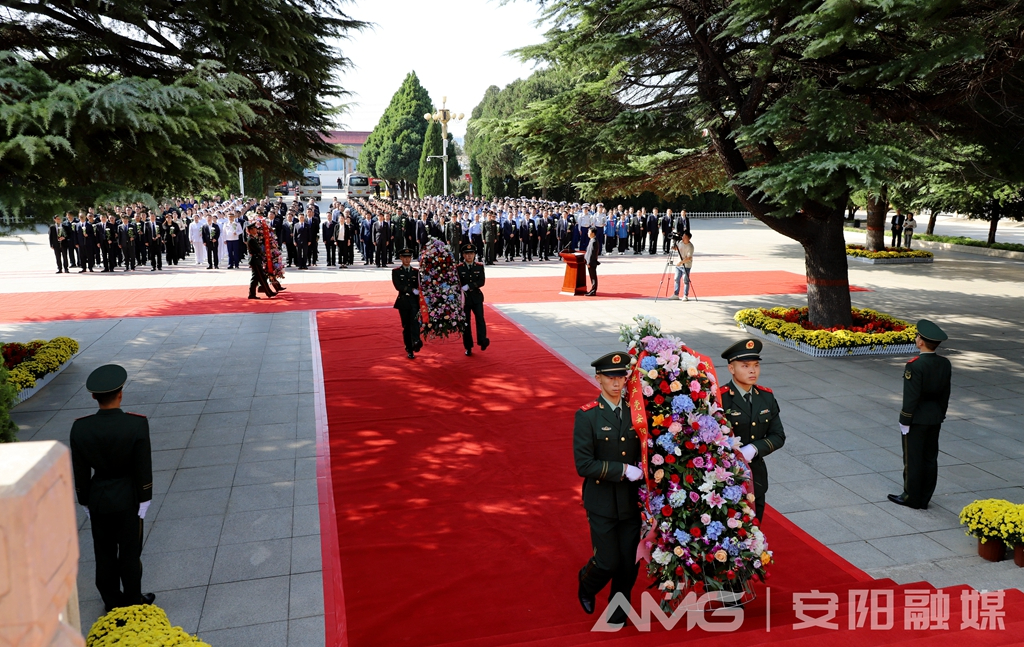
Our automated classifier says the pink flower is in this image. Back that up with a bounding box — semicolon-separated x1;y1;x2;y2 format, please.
668;422;683;434
693;456;705;469
689;491;700;502
689;380;701;393
705;492;725;508
651;454;665;465
642;384;655;397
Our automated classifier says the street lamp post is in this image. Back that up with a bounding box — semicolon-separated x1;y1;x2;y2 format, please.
424;96;464;197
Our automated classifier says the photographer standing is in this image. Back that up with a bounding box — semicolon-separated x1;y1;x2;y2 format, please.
668;232;693;301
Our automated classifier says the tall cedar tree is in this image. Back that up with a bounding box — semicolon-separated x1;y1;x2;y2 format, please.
518;0;1024;326
359;72;433;199
0;0;364;221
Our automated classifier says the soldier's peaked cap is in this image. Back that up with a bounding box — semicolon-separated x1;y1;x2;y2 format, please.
591;351;630;377
398;248;413;257
916;319;947;343
86;364;128;394
461;243;476;254
722;339;762;363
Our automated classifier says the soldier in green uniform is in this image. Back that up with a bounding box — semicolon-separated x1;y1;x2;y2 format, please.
719;339;786;522
392;248;423;359
457;244;489;356
69;364;156;613
575;351;643;627
888;319;951;510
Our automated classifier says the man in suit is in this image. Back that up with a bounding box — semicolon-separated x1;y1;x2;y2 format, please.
415;215;428;257
457;244;489;356
890;211;906;248
292;213;310;269
144;213;163;271
75;214;98;273
70;364;156;613
719;339;786;521
49;215;70;273
660;209;673;254
646;209;660;255
372;214;391;268
323;213;337;266
584;227;600;296
392;248;423;359
629;211;642;255
361;214;376;265
117;215;137;271
202;215;221;269
574;351;642;627
160;213;180;267
889;320;952;510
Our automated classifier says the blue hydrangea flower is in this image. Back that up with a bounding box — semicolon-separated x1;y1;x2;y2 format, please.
668;490;688;508
640;356;658;371
723;485;744;503
722;537;740;556
656;434;678;454
674;529;692;544
672;395;695;414
650;494;665;511
698;415;719;435
706;521;725;541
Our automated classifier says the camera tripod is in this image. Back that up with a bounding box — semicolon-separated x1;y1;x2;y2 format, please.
654;259;698;303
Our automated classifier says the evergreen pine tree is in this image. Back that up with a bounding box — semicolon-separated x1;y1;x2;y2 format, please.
359;72;434;198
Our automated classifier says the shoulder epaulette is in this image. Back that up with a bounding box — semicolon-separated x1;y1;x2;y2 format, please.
580;399;600;412
475;261;483;266
719;385;732;396
126;412;147;418
756;385;773;394
907;356;919;364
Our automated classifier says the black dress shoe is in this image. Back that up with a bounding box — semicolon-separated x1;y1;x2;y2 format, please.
465;349;472;356
414;340;423;352
141;592;156;605
578;580;595;614
407;352;415;359
480;338;489;351
887;493;921;509
248;295;260;300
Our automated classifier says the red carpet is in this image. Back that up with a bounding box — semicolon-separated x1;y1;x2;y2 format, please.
317;307;1022;646
0;271;866;323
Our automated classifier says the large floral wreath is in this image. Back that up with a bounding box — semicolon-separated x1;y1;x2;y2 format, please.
251;217;285;279
618;315;771;609
418;238;466;339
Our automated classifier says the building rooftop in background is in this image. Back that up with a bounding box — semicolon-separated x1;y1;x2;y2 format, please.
323;131;372;146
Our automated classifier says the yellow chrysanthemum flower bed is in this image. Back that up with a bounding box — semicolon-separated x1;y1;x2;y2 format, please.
959;499;1020;544
734;307;916;350
846;244;933;259
4;336;79;391
87;605;211;647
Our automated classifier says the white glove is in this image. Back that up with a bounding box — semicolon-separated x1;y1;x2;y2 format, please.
412;289;419;295
899;424;910;436
739;444;757;462
138;501;151;519
81;505;90;521
461;284;469;292
623;465;643;481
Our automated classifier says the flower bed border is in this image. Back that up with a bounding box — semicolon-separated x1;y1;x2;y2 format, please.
847;254;934;265
13;352;77;406
738;324;916;358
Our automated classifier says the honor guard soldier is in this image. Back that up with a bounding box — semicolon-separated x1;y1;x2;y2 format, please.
69;364;156;613
575;351;643;628
719;339;786;521
888;320;951;510
457;243;489;356
246;222;276;299
392;248;423;359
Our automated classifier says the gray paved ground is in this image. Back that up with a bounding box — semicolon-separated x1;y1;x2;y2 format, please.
6;313;323;646
6;216;1024;646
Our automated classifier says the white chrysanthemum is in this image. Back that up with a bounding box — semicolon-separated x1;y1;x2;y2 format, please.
678;352;699;371
652;548;672;565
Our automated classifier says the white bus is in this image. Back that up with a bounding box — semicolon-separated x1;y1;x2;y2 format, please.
295;171;322;201
344;173;373;199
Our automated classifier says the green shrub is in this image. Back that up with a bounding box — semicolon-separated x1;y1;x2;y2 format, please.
0;367;18;443
914;234;1024;253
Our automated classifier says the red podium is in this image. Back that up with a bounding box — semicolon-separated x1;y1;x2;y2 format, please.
559;251;587;296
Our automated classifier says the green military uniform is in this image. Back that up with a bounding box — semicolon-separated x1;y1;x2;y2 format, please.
575;351;641;625
891;320;951;510
457;244;489;355
392;249;422;358
719;339;785;521
69;365;153;612
482;217;499;265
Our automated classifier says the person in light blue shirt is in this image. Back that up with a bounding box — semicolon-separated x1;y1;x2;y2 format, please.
616;215;629;255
